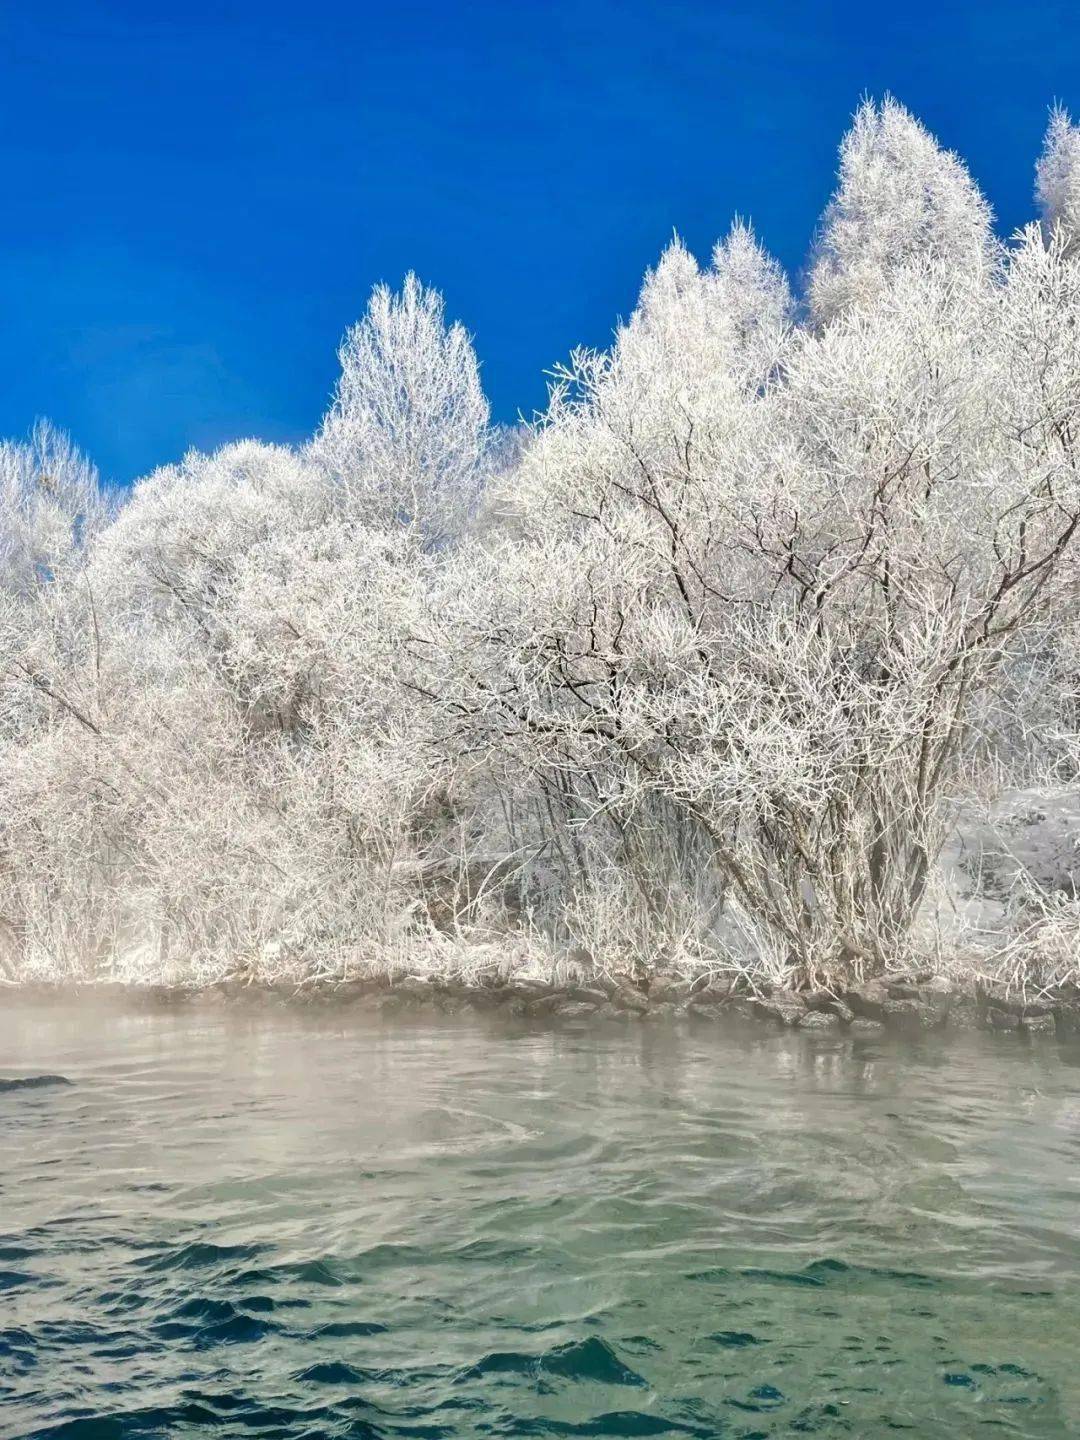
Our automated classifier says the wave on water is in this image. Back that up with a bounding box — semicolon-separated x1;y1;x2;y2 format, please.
0;1074;72;1092
2;1008;1079;1437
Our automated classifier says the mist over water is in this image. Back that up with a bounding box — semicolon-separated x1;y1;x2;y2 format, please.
2;1003;1080;1438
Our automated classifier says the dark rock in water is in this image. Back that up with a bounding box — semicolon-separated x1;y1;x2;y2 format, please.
882;998;940;1033
843;981;890;1023
922;975;956;994
687;1003;729;1023
1020;999;1055;1018
749;999;800;1026
687;982;735;1008
0;1075;72;1092
463;988;505;1011
804;991;854;1024
1021;1012;1057;1037
514;979;557;997
524;992;565;1017
799;1010;840;1032
648;976;693;1004
771;984;806;1008
804;990;838;1011
948;996;982;1031
848;1018;885;1036
750;990;806;1026
1055;1001;1080;1036
887;982;922;1000
914;982;954;1027
610;983;649;1013
977;982;1051;1018
565;986;610;1007
988;1008;1021;1032
553;1001;599;1020
849;976;954;1032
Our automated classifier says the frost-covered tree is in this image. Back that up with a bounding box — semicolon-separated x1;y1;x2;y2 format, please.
809;97;995;325
0;420;110;599
311;273;490;546
90;440;326;632
0;425;114;977
1036;106;1080;257
6;97;1080;992
424;144;1080;983
0;422;112;757
709;219;793;361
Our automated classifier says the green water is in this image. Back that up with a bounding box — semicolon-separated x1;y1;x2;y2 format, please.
2;1001;1080;1438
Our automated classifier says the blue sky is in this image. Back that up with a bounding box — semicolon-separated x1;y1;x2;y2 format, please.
1;0;1077;482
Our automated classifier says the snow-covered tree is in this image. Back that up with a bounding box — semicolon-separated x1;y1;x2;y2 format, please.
0;420;110;599
809;97;995;326
311;273;490;546
6;98;1080;993
90;440;325;631
709;219;793;362
1036;105;1080;257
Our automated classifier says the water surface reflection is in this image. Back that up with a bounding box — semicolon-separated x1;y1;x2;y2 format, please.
2;1001;1079;1437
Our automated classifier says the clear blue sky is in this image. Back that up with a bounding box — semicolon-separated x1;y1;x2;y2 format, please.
1;0;1076;483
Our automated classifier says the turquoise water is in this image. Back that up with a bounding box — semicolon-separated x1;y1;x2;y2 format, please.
2;1002;1080;1438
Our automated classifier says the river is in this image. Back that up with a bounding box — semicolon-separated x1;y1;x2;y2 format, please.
2;999;1080;1437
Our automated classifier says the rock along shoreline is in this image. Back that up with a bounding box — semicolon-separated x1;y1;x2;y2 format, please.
8;969;1080;1041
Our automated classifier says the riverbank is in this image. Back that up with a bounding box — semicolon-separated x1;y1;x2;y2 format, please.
8;967;1080;1041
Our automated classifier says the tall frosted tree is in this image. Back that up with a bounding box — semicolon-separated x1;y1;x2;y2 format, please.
1036;106;1080;257
312;273;490;546
809;97;995;325
0;421;109;600
709;219;792;359
0;422;111;757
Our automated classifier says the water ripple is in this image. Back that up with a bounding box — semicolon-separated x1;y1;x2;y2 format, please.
2;1002;1080;1437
